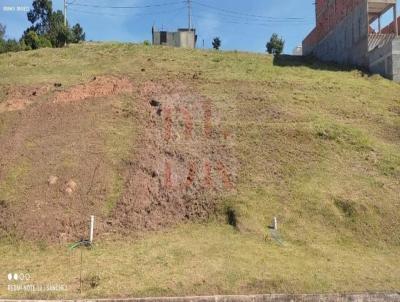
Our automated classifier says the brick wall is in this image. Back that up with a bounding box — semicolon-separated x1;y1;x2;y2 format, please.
381;17;400;34
303;0;366;53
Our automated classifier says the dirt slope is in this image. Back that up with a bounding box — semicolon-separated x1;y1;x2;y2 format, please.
0;44;399;296
0;76;236;241
112;80;237;232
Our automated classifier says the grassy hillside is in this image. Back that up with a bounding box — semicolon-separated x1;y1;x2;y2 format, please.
0;43;399;298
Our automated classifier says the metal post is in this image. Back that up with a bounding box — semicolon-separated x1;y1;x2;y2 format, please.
273;217;278;230
394;4;398;36
188;0;192;30
89;215;94;243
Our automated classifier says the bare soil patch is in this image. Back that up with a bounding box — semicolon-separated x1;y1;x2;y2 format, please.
0;85;50;113
0;77;237;242
0;99;33;112
53;76;133;103
0;99;118;241
110;80;237;232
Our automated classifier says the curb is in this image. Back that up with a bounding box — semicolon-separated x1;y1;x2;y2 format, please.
1;293;400;302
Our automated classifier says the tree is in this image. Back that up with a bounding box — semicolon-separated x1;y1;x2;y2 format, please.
0;39;4;53
0;39;23;54
212;37;221;50
0;24;24;54
22;30;40;49
71;23;85;43
0;23;5;40
266;33;284;56
27;0;53;35
21;30;51;49
38;35;52;48
47;10;71;47
25;1;85;48
53;25;71;47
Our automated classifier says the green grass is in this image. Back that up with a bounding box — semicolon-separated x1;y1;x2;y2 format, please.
0;159;31;203
0;43;399;298
1;224;399;298
104;171;123;215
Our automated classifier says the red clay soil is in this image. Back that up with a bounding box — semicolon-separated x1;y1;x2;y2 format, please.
0;76;237;242
53;76;133;103
0;99;117;241
0;85;50;112
109;80;237;233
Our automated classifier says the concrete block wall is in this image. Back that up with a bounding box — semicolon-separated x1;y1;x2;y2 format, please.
152;32;160;45
391;38;400;80
369;38;393;76
152;30;195;48
369;37;400;80
152;31;179;47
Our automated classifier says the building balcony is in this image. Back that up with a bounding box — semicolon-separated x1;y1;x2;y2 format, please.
368;33;396;51
368;0;396;22
367;0;398;51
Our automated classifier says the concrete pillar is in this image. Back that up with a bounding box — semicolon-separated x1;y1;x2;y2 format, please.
378;15;381;33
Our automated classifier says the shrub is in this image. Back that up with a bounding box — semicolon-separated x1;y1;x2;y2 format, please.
0;23;24;54
21;30;52;50
71;23;85;43
22;30;40;49
38;35;52;48
0;39;23;53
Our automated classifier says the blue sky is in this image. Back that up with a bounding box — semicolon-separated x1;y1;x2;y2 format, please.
0;0;395;54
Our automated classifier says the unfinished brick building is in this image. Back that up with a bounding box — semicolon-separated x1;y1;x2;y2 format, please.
303;0;400;81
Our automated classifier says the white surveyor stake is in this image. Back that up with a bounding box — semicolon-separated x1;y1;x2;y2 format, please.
89;215;95;243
